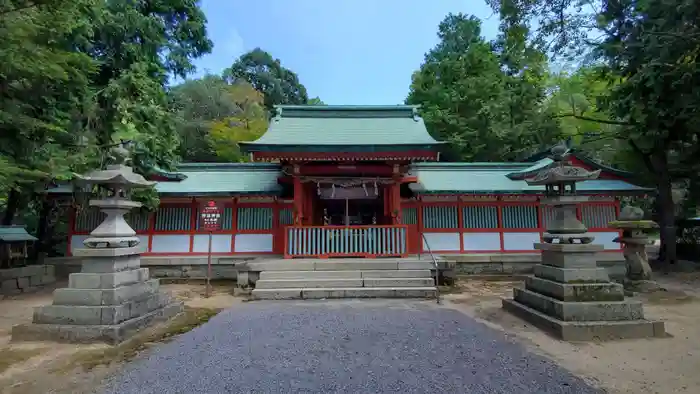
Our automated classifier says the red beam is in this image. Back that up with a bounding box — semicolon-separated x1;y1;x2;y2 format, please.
252;150;438;162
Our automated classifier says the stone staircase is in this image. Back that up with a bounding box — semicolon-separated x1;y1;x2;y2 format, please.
250;258;438;300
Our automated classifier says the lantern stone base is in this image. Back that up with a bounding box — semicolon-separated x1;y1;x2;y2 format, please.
502;298;666;341
502;242;666;341
11;248;183;345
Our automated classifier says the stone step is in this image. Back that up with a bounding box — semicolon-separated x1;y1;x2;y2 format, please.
260;271;361;280
513;288;645;322
362;270;432;278
243;259;437;272
258;270;432;280
363;278;435;287
251;287;437;300
313;261;435;271
255;277;435;289
256;279;363;289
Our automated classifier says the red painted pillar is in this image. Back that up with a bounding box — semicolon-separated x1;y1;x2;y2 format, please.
391;181;401;224
293;175;304;225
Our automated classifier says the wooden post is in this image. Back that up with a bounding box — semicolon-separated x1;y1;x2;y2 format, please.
293;169;304;225
206;231;212;298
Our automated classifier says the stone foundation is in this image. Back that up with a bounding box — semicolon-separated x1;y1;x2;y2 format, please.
502;243;666;341
0;265;56;296
13;249;182;344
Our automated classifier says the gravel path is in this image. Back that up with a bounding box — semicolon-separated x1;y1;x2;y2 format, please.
101;300;601;394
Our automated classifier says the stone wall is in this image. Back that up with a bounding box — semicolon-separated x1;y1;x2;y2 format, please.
0;265;56;296
47;249;654;281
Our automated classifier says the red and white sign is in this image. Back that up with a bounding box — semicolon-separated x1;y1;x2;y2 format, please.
199;200;222;231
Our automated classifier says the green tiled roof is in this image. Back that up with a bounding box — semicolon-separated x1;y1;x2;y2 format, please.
46;163;283;196
0;226;38;242
155;163;282;196
408;163;651;194
240;105;443;152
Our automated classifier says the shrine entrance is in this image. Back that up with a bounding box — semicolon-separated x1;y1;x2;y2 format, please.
284;179;408;258
320;196;386;226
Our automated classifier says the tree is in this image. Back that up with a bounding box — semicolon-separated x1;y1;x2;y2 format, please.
0;0;97;224
224;48;308;112
1;0;212;252
208;82;268;162
169;75;240;162
488;0;700;268
406;13;561;162
307;97;326;105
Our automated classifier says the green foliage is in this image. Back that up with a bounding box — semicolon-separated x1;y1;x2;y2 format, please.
0;0;212;238
307;97;326;105
406;13;561;161
224;48;309;112
487;0;700;264
0;0;97;191
169;75;239;162
208;82;268;162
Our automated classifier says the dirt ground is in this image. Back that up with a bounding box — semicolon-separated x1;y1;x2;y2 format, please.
444;273;700;394
0;282;242;394
0;276;699;393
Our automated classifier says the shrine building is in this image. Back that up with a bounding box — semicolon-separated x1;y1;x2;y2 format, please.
54;105;649;259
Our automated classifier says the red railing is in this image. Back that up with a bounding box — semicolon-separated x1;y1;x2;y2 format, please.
284;225;408;258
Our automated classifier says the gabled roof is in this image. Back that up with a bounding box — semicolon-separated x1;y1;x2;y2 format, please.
521;148;633;179
408;162;651;195
0;226;37;242
240;105;443;155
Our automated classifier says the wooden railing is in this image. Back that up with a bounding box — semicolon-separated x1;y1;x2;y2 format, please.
285;225;408;258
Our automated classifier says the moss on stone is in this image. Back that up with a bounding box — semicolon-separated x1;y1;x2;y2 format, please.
608;220;658;229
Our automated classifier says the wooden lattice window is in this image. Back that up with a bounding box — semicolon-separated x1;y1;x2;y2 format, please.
155;206;192;231
402;207;418;225
75;208;105;232
279;208;294;226
462;206;498;229
237;207;273;230
423;206;458;229
581;205;617;229
501;205;538;229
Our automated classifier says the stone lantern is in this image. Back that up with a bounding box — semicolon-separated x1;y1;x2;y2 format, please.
13;143;183;344
502;142;665;341
609;206;660;291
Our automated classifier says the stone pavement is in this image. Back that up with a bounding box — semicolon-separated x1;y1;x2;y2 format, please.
101;300;601;394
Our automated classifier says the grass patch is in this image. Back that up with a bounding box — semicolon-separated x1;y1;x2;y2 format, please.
0;348;44;374
57;307;220;373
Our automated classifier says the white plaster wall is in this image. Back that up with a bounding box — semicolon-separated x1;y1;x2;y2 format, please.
422;232;460;252
463;233;501;251
503;232;540;251
70;235;88;254
151;235;191;253
593;231;621;250
136;235;149;253
234;234;273;253
192;234;232;253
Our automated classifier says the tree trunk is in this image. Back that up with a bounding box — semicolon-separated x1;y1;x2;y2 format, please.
33;197;52;263
1;188;20;225
650;150;677;273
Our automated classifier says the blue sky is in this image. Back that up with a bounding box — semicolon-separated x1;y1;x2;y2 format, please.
192;0;500;105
